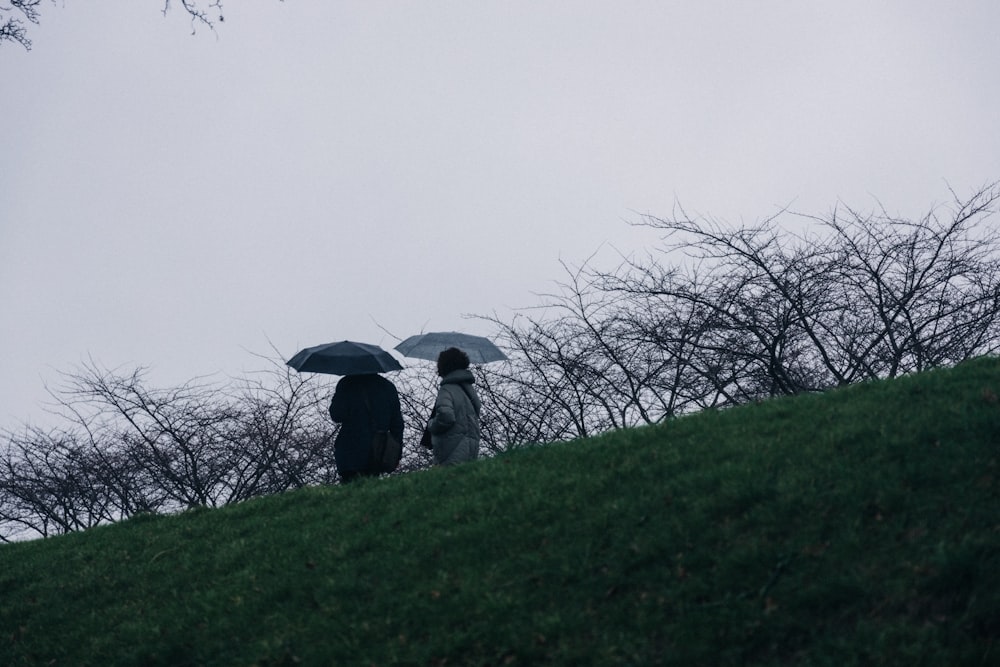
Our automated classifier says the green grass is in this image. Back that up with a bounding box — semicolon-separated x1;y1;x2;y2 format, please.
2;357;998;666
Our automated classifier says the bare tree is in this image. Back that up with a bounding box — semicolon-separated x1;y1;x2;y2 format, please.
474;183;1000;446
0;426;113;539
52;363;244;509
221;358;337;500
599;182;1000;401
0;356;342;541
808;186;1000;378
1;0;40;50
476;293;666;443
475;256;730;444
600;214;844;400
2;0;230;50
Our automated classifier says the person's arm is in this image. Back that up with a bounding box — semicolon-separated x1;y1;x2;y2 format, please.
427;387;456;434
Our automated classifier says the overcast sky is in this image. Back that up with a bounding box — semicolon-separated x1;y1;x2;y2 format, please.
3;1;999;428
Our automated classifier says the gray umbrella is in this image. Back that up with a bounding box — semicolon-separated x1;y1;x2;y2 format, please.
286;340;404;375
395;331;508;364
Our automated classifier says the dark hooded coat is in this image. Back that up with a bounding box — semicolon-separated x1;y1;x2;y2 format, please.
329;373;404;475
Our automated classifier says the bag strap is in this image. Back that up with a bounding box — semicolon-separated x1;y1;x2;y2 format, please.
458;383;480;417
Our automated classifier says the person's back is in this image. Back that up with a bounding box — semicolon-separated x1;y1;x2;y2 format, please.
329;373;404;481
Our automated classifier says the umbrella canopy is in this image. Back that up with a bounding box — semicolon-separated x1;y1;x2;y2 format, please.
395;331;508;364
286;340;404;375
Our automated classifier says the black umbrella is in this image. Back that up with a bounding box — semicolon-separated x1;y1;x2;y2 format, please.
286;340;404;375
395;331;508;364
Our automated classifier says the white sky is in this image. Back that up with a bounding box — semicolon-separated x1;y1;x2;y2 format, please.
3;1;999;428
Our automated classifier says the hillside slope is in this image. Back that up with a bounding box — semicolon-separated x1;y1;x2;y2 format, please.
2;357;998;666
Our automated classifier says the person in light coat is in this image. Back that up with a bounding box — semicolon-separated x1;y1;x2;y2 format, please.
427;347;482;466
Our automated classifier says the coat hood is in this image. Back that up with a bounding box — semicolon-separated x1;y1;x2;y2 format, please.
440;369;476;386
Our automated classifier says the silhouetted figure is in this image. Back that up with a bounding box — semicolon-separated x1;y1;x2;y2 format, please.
329;373;404;482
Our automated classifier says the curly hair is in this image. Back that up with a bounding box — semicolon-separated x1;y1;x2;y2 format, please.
437;347;470;377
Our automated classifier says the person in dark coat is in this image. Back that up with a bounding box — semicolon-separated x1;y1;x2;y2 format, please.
329;373;404;483
426;347;482;466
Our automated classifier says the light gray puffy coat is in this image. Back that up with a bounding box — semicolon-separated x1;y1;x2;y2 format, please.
427;369;482;466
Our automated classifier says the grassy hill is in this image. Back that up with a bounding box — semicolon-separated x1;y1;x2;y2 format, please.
2;357;998;666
